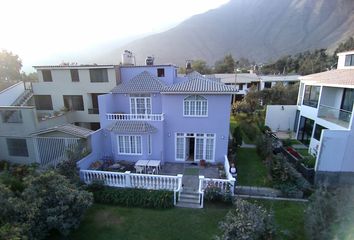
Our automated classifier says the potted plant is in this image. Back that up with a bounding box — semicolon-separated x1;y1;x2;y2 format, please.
200;159;206;168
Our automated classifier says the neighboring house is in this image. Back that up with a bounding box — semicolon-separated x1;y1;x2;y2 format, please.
32;64;119;130
92;68;237;164
0;81;92;165
265;50;354;185
207;73;300;103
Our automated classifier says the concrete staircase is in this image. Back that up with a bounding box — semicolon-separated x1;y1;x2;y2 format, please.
175;167;203;209
176;190;202;208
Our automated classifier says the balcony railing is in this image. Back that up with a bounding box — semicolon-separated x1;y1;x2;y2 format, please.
106;113;165;121
318;104;352;128
88;108;99;114
303;99;318;108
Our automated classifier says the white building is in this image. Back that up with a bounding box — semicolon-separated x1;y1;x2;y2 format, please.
32;65;119;130
0;82;93;165
208;73;300;102
266;50;354;185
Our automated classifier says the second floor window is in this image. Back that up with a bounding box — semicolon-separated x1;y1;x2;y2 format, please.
184;95;207;117
42;70;52;82
130;95;151;114
345;54;354;66
63;95;84;111
90;69;108;82
303;85;320;108
70;69;80;82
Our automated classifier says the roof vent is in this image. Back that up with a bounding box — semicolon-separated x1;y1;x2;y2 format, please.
122;50;135;66
145;56;154;66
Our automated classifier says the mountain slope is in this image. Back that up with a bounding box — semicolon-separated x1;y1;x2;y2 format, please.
104;0;354;65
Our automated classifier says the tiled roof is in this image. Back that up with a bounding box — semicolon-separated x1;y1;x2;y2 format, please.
162;74;238;94
108;121;157;133
32;124;93;138
300;69;354;87
111;71;167;93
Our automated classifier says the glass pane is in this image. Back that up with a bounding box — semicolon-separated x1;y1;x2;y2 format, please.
205;138;214;161
195;138;204;160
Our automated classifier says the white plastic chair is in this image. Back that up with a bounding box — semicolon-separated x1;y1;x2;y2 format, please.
135;166;144;174
147;168;156;175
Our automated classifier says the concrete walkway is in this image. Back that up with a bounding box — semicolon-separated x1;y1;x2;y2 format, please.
240;141;256;148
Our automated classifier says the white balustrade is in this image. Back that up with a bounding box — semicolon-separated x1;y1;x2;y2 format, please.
80;169;180;191
106;113;164;121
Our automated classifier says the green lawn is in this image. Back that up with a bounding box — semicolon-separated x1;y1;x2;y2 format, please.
68;203;229;240
257;200;307;240
65;200;306;240
236;148;271;187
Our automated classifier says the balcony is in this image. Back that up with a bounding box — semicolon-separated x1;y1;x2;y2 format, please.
318;104;352;128
106;113;165;121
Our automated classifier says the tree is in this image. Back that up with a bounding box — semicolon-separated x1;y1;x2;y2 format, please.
21;72;38;82
216;199;274;240
0;50;22;82
22;171;93;239
191;59;212;74
214;54;235;73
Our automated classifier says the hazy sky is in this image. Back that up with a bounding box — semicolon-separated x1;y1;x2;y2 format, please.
0;0;229;71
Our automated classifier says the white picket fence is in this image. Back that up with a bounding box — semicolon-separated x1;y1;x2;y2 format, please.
34;137;81;167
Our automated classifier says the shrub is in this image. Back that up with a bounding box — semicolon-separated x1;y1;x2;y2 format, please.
216;199;274;240
256;134;273;160
239;121;260;142
204;185;232;203
88;185;174;209
271;155;312;197
22;171;93;239
0;160;9;171
0;171;25;192
232;126;243;147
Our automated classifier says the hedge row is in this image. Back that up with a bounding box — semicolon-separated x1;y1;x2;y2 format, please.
88;184;174;209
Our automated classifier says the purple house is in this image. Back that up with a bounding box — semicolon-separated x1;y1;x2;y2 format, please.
94;65;237;164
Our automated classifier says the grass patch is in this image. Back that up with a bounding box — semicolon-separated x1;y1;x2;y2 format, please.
64;200;306;240
184;168;199;175
255;200;307;240
68;203;229;240
236;148;271;187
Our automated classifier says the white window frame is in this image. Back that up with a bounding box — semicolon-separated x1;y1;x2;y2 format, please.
148;134;152;155
174;133;215;161
130;96;152;115
183;95;208;117
117;135;142;155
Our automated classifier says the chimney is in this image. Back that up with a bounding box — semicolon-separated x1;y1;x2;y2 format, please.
186;60;193;74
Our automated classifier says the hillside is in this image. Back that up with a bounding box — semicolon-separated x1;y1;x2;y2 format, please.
101;0;354;66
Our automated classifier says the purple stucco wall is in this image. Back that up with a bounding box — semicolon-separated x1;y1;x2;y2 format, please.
120;66;178;85
162;94;231;163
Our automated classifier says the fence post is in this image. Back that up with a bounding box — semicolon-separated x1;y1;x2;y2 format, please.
124;171;131;188
230;178;236;196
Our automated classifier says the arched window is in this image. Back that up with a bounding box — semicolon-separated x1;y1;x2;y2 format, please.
183;95;207;116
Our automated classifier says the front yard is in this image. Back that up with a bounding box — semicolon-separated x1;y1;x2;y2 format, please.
59;201;306;240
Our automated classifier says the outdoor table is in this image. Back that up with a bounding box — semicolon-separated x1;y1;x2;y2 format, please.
135;160;149;173
146;160;161;174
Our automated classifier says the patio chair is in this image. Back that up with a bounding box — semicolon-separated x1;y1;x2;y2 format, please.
147;168;156;175
135;166;144;174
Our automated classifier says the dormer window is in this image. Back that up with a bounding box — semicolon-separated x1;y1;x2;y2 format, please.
345;54;354;66
184;95;207;117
